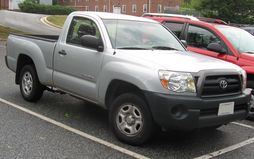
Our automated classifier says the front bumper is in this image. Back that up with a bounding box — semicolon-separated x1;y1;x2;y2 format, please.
145;89;252;130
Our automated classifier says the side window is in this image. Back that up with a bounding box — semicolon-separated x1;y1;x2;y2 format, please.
164;22;184;38
187;25;222;50
66;17;101;46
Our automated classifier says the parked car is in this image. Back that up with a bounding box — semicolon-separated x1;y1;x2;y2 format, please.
144;13;254;119
5;12;252;145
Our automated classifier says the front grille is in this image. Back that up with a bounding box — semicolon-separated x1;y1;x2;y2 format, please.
201;75;241;97
200;104;247;116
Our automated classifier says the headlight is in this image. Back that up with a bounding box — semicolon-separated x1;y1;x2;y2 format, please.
158;70;196;93
241;70;247;91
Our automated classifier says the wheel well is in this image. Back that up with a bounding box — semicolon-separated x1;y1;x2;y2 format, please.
15;54;34;84
105;80;146;108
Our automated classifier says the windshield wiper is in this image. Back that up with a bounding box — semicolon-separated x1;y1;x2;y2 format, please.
152;46;179;51
117;47;149;50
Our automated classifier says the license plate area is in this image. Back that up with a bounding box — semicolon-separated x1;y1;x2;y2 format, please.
218;102;234;116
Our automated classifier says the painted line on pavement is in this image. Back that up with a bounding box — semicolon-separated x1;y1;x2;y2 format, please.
0;98;150;159
232;122;254;130
40;16;63;29
194;122;254;159
194;137;254;159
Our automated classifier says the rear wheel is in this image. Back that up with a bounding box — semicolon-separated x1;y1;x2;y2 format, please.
19;65;44;102
109;93;155;145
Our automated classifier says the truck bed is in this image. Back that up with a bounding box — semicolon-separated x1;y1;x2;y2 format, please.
6;33;58;85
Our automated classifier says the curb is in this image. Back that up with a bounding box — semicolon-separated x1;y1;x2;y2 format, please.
40;16;63;29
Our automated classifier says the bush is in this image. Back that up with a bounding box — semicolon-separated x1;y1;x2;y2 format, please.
19;0;76;15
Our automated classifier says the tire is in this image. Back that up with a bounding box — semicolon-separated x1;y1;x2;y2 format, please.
19;65;44;102
247;95;254;121
247;114;254;121
109;93;155;145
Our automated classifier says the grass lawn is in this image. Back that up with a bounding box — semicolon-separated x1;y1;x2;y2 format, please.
47;15;67;28
0;25;25;40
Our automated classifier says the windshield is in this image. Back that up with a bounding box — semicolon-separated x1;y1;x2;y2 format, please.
216;26;254;53
103;19;185;51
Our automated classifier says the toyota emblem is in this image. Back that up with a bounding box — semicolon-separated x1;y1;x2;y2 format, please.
219;80;228;89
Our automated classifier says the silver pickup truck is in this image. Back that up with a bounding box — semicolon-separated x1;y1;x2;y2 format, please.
5;11;252;145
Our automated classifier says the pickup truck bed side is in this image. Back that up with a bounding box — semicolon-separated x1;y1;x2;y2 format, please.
7;34;57;86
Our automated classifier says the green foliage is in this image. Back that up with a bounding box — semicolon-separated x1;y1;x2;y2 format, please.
181;0;201;9
0;25;26;40
19;0;76;15
52;0;58;5
183;0;254;24
47;15;67;27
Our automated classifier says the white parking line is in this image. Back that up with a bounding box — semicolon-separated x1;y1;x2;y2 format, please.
0;98;150;159
194;137;254;159
232;122;254;130
194;122;254;159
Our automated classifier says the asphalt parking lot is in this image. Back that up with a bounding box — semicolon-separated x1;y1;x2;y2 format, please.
0;43;254;159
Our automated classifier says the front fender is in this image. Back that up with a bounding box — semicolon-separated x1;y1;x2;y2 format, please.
97;61;168;106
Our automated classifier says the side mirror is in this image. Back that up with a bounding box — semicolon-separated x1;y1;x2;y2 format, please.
181;40;188;48
207;42;227;54
80;35;104;52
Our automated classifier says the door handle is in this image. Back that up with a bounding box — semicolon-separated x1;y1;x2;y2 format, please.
58;50;67;56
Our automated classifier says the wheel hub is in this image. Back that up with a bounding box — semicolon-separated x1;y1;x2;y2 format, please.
126;115;135;125
22;72;33;96
116;104;143;136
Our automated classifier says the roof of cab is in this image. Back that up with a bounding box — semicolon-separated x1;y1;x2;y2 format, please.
71;11;158;23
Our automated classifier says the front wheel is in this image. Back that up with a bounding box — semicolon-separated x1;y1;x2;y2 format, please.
109;93;155;145
19;65;44;102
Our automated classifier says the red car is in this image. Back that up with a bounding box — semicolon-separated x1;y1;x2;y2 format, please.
144;13;254;86
144;13;254;119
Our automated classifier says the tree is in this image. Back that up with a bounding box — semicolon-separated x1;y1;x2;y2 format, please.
188;0;254;24
181;0;201;9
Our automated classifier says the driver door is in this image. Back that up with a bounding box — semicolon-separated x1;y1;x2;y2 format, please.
53;16;104;101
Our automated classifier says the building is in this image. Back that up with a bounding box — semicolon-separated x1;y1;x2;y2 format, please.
0;0;52;10
40;0;53;5
58;0;182;16
9;0;22;10
0;0;8;9
0;0;22;10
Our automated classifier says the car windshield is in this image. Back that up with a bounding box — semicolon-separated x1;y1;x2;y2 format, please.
216;25;254;53
103;19;185;51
